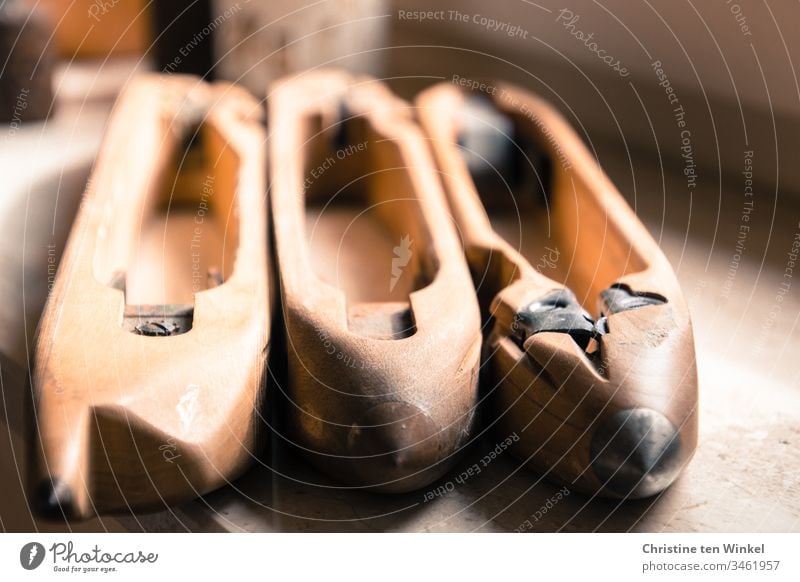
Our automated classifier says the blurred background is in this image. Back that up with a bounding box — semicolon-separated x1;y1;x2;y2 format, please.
2;0;798;532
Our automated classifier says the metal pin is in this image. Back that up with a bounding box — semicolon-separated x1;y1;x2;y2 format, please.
134;321;179;337
514;288;598;350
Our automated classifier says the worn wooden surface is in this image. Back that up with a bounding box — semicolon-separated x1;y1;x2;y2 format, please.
115;136;800;533
268;71;482;494
2;66;798;532
1;63;123;532
31;75;272;520
417;81;698;500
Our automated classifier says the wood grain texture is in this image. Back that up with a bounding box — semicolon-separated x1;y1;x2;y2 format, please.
5;108;797;532
120;139;798;533
268;70;482;492
31;74;271;520
416;82;698;499
1;60;141;532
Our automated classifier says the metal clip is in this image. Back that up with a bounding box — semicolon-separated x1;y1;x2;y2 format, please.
594;284;668;337
513;289;598;351
599;284;666;314
124;304;194;336
513;285;668;352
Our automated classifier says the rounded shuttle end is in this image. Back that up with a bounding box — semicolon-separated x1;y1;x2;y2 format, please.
591;408;684;498
347;402;444;491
